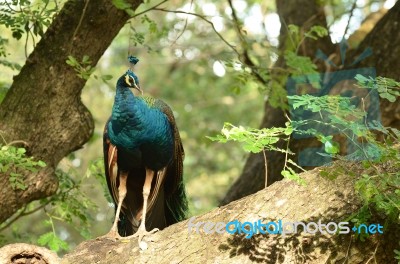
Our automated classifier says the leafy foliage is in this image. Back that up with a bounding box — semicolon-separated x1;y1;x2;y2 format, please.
32;169;95;251
208;122;306;184
0;167;96;253
208;122;292;153
87;158;113;204
38;230;69;252
0;0;59;59
284;51;321;88
395;246;400;262
0;144;46;190
66;55;96;81
355;74;400;103
66;55;112;82
288;75;400;233
289;93;369;155
112;0;135;16
0;0;57;40
0;130;95;253
0;37;21;70
282;25;329;90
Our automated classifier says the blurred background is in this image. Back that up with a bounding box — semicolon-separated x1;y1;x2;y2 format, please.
0;0;395;253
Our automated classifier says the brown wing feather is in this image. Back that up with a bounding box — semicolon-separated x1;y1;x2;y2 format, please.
154;99;185;196
104;119;165;232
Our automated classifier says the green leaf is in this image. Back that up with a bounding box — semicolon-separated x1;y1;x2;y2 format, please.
37;232;53;246
112;0;131;10
82;55;90;64
243;144;262;153
381;92;396;102
66;56;78;66
38;232;69;252
12;31;22;40
288;24;299;36
17;148;26;155
324;140;339;154
37;160;46;167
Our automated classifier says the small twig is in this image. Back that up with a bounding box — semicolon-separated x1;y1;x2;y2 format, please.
30;27;36;48
21;203;48;217
132;0;168;18
387;182;400;190
169;0;194;46
365;241;380;264
24;28;29;58
4;1;19;13
69;0;90;54
7;140;29;147
0;131;7;144
279;16;297;53
0;202;50;232
262;148;268;188
283;134;291;171
226;0;267;86
227;0;246;44
153;8;239;56
342;1;358;39
344;235;353;263
0;206;27;232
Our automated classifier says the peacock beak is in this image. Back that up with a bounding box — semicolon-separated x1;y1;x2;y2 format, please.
133;84;143;95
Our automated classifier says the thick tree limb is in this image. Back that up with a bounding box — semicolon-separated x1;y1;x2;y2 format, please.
352;1;400;129
58;162;398;263
1;163;397;263
0;0;143;223
0;243;60;264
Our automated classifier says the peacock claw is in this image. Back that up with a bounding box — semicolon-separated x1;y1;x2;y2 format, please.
97;230;123;241
123;227;159;250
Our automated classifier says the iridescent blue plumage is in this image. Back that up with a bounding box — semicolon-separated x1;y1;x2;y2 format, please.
108;71;174;170
102;66;187;244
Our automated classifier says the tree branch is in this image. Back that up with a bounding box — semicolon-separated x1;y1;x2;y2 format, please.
153;8;240;56
56;161;399;263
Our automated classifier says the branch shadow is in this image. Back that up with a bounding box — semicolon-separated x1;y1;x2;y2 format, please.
218;205;399;263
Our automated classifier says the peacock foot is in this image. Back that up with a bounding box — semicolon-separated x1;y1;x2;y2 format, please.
124;226;159;250
97;229;123;241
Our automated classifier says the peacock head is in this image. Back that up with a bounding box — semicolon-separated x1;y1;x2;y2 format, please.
117;69;143;94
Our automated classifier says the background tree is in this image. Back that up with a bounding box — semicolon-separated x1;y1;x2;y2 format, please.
221;0;400;205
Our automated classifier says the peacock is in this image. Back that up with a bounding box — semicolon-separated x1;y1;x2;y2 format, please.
102;57;188;246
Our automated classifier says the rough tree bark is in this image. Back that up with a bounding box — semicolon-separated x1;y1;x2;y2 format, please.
221;0;400;206
0;0;143;223
14;160;393;263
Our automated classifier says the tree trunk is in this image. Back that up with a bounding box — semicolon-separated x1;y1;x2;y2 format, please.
221;0;334;205
0;0;142;223
352;1;400;129
221;0;400;206
53;160;398;263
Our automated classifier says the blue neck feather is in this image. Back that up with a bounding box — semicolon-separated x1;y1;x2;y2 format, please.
108;81;174;170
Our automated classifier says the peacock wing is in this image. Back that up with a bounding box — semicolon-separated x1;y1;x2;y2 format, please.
155;99;184;195
103;119;119;209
